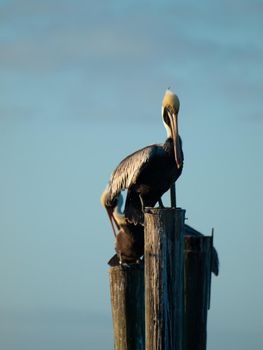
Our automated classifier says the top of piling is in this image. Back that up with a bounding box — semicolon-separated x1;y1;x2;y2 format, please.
144;207;185;215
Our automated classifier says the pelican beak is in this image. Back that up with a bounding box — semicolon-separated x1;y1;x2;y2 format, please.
168;110;181;169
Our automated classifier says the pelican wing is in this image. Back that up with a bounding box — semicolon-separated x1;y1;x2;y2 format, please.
105;144;160;205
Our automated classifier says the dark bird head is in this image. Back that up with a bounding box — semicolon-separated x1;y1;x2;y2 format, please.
162;90;183;169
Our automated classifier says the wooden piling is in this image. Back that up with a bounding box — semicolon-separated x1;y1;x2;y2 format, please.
144;208;185;350
184;235;212;350
109;264;145;350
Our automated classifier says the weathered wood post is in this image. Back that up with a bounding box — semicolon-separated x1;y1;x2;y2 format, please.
109;264;145;350
184;235;212;350
144;208;185;350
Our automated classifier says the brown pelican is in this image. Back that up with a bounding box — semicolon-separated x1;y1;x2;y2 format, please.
108;194;144;266
100;89;184;236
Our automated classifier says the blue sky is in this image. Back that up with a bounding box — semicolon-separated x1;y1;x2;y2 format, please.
0;1;263;349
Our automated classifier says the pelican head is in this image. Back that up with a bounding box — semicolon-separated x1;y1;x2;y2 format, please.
162;89;180;115
100;189;107;208
162;89;182;169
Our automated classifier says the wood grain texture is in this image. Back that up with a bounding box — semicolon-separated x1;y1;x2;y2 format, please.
109;264;145;350
184;236;212;350
144;208;185;350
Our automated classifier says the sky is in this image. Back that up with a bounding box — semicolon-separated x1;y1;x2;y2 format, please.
0;0;263;349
